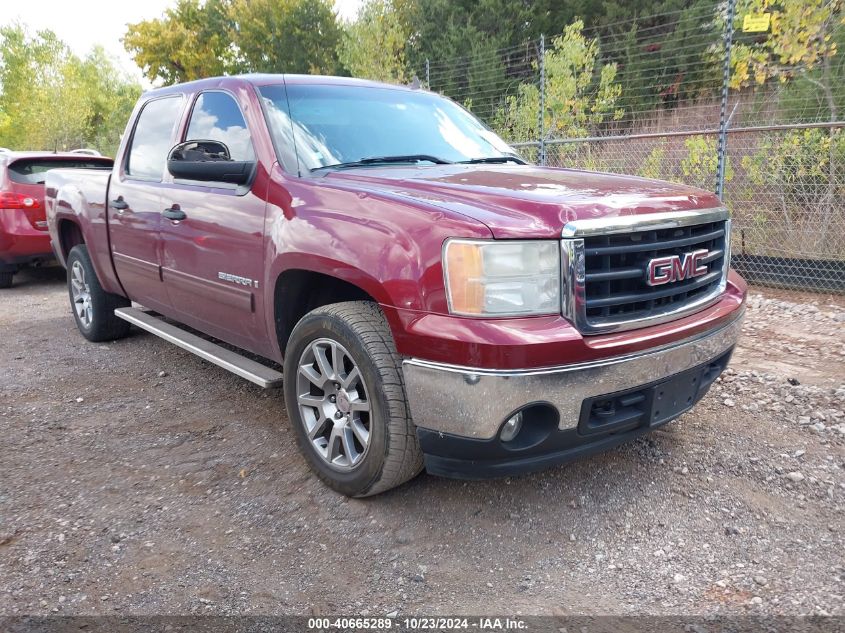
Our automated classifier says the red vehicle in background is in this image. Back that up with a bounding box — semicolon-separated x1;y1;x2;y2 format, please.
0;150;113;288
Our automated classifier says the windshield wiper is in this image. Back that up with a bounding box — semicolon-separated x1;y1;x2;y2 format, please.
458;155;527;165
314;154;453;171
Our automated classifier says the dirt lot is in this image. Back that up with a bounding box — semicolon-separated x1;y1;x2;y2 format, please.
1;267;843;617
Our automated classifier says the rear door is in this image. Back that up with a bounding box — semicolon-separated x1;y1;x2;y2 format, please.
159;90;267;353
108;96;184;313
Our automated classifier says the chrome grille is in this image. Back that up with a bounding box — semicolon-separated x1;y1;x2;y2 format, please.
561;209;731;334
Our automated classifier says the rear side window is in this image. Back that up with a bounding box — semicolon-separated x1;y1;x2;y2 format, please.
126;96;183;180
186;92;255;161
8;159;113;185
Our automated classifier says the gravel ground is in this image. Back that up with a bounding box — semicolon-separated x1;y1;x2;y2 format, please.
0;267;843;617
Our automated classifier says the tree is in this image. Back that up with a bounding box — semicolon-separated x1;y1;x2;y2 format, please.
228;0;341;74
604;1;722;119
404;0;586;75
493;20;623;142
0;24;140;155
123;0;233;84
76;47;143;153
404;0;521;97
338;0;409;82
0;25;68;149
727;0;845;242
729;0;844;98
123;0;341;84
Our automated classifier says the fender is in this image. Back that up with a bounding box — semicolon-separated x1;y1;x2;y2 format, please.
47;172;126;297
262;166;493;361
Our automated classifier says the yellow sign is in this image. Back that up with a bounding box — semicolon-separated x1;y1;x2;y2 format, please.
743;13;771;33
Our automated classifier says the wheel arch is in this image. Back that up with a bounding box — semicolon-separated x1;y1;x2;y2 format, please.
273;267;382;357
57;218;85;262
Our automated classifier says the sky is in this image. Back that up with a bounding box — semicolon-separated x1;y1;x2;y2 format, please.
3;0;364;85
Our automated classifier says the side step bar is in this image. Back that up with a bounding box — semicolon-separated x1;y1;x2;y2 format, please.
114;307;284;389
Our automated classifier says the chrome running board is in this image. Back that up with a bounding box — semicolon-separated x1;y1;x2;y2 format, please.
114;307;283;388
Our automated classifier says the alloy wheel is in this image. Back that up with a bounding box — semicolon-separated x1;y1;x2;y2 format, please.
296;338;372;471
70;261;93;328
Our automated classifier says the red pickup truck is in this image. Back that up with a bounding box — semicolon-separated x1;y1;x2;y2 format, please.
46;75;746;496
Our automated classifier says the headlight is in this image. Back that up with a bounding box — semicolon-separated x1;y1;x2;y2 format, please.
443;239;561;316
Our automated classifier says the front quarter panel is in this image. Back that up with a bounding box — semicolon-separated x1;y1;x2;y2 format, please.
263;164;492;359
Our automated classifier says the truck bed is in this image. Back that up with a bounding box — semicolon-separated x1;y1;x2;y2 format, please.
45;167;121;295
45;167;111;218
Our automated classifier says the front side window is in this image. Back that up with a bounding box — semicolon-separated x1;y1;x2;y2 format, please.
186;92;255;162
126;97;183;180
259;84;518;173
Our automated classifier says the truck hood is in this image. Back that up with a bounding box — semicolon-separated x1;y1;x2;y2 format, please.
325;164;723;238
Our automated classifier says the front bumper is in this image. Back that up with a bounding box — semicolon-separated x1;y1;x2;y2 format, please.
403;310;743;478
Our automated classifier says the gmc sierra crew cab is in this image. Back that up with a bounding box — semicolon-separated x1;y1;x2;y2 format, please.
46;75;746;496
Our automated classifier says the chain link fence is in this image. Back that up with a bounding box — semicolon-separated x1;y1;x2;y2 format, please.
424;1;845;292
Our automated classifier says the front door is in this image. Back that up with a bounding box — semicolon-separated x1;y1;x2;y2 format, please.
109;96;184;314
159;91;267;354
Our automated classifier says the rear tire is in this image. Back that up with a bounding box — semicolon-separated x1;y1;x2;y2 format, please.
67;245;130;342
0;272;12;288
283;301;423;497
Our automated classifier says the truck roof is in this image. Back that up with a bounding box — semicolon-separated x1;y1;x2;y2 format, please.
141;74;421;100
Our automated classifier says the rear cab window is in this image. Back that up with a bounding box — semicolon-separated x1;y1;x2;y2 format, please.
125;96;184;181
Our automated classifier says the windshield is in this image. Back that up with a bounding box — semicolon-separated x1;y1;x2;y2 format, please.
259;84;519;172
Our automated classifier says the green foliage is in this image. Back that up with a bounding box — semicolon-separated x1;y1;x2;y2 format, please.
404;1;514;105
123;0;341;84
742;128;843;194
729;0;844;89
77;47;142;154
400;0;553;123
492;21;622;141
458;31;508;122
638;145;666;180
402;0;721;126
338;0;409;82
123;0;231;85
402;0;637;76
737;128;844;254
0;25;140;155
680;136;732;189
228;0;341;74
404;0;530;76
608;1;722;114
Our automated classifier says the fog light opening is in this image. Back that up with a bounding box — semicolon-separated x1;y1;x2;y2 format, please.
498;403;559;451
499;411;523;443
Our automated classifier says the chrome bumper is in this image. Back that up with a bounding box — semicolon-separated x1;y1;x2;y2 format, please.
402;312;743;440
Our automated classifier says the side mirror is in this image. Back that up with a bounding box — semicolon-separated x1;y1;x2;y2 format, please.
167;140;254;185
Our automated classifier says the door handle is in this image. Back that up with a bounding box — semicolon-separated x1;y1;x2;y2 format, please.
162;207;186;221
110;198;129;211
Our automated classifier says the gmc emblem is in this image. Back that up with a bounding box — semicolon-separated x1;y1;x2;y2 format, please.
646;249;709;286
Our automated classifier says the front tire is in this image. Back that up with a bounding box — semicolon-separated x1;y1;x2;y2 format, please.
66;245;130;342
283;301;423;497
0;271;12;288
